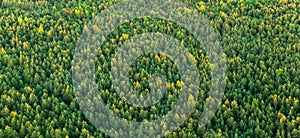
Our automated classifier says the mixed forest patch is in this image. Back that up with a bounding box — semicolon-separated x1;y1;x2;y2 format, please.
0;0;299;137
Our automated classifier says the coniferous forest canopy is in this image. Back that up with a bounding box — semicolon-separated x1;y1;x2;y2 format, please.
0;0;299;137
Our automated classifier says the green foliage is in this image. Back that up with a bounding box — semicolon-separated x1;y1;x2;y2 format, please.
0;0;299;137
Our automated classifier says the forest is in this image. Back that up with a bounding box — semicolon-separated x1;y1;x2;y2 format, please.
0;0;299;137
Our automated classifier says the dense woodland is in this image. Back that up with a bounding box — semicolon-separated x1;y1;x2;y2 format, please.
0;0;299;137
